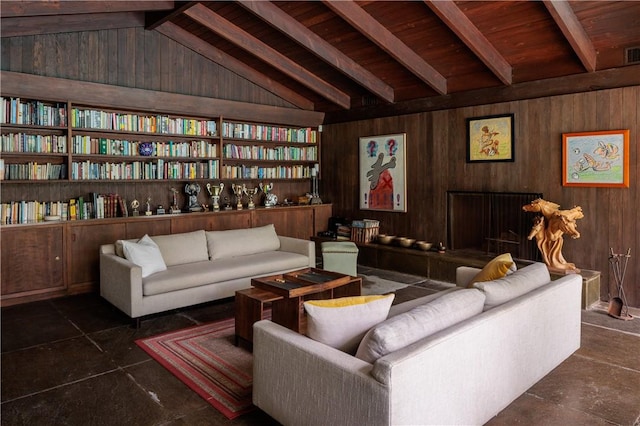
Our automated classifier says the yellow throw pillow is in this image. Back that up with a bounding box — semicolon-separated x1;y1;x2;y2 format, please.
468;253;516;287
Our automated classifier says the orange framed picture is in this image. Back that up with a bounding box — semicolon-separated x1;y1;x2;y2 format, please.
562;130;630;188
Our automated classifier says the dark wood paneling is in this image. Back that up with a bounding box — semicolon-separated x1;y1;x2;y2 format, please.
253;207;313;239
1;226;65;296
323;86;640;307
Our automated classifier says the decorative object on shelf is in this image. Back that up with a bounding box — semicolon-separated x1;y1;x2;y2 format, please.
138;142;154;156
523;198;584;273
145;197;152;216
232;183;247;210
169;188;181;214
245;186;259;210
359;133;406;212
156;205;165;215
206;182;224;212
260;182;277;208
223;196;232;211
562;129;630;188
184;182;202;212
131;199;140;217
466;113;514;163
310;163;322;205
607;248;633;320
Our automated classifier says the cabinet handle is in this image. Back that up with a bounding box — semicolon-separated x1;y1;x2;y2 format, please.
71;233;76;242
55;256;60;261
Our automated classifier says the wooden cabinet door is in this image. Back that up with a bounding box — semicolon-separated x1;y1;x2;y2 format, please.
1;225;65;304
68;222;126;292
254;207;313;239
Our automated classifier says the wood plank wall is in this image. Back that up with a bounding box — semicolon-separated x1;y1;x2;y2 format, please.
321;87;640;308
1;28;638;307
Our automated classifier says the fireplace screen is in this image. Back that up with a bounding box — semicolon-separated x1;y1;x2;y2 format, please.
447;191;542;261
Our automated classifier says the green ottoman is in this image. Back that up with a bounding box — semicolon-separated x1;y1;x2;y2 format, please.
321;241;359;277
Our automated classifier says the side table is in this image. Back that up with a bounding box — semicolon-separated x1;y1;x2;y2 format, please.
234;287;283;346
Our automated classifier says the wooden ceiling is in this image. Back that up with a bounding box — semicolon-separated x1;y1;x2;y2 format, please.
2;1;640;122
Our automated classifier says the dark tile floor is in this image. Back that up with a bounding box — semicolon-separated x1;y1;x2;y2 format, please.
1;267;639;426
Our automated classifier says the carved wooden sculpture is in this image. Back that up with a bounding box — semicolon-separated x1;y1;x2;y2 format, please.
523;198;584;273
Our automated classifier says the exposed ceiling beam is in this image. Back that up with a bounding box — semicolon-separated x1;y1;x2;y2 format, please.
0;1;174;18
543;0;597;72
155;22;314;110
146;1;194;31
325;65;640;124
424;0;512;85
237;0;395;103
324;0;447;95
0;12;144;37
184;3;352;109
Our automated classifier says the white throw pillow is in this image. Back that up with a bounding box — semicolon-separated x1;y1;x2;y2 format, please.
355;289;485;363
122;234;167;278
472;262;551;309
303;294;395;354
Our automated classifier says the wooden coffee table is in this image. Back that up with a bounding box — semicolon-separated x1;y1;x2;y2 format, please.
234;268;362;345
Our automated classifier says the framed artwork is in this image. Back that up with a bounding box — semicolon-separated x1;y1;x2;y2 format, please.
466;113;515;162
562;129;630;188
359;133;406;212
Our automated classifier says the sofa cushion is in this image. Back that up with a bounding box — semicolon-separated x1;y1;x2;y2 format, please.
303;294;395;354
151;230;209;267
206;224;280;260
355;289;485;363
468;253;516;287
472;262;551;309
122;234;167;278
142;250;311;295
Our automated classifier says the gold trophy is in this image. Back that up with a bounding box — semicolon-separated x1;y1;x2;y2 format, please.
245;186;259;210
232;183;247;210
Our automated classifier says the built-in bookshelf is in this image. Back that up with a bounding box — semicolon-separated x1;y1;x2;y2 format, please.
1;96;321;224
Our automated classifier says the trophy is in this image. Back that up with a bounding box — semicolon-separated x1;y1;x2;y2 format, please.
245;186;260;210
169;188;181;214
145;196;152;216
206;182;224;212
232;183;247;210
310;164;322;205
184;182;202;212
131;199;140;216
260;182;278;208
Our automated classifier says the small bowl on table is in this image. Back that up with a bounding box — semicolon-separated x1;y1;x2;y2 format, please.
395;237;416;248
415;241;433;251
377;234;395;245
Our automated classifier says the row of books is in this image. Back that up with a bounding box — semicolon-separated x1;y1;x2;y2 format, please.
223;144;317;161
71;108;218;136
70;159;219;180
1;133;68;153
1;160;67;180
222;165;311;180
71;136;217;158
1;97;67;127
222;122;317;143
0;194;126;225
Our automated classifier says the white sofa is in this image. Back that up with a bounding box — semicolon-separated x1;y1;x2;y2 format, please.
252;262;582;426
99;224;314;324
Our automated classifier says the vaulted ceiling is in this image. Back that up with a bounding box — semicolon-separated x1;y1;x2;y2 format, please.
2;1;640;122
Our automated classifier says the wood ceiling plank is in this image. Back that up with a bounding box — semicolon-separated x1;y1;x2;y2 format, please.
424;0;512;85
324;0;447;95
543;0;597;72
1;12;145;37
146;2;195;31
0;1;174;17
184;3;351;109
237;0;395;103
155;22;314;110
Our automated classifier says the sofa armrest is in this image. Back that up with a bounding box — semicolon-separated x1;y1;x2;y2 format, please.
277;235;315;267
252;320;389;426
456;266;480;287
99;249;143;318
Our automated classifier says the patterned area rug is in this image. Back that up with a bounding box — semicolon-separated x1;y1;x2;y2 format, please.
135;318;254;420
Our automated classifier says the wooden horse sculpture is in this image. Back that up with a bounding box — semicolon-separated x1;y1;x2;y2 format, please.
523;198;584;273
